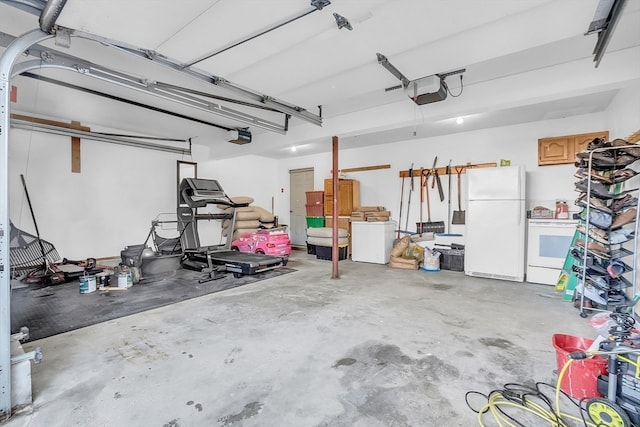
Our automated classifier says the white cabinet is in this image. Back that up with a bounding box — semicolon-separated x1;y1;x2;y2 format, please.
351;221;396;264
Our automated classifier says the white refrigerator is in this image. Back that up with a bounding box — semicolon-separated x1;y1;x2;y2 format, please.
464;166;526;282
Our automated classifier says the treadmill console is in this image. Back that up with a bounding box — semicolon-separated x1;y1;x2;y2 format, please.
180;178;231;207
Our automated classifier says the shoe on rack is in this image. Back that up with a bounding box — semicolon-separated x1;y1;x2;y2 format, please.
574;241;611;261
576;224;608;244
575;282;607;306
587;275;609;291
575;193;612;213
580;208;613;229
610;168;638;183
607;259;629;278
611;138;640;158
609;154;639;168
610;194;638;212
609;228;635;244
588;153;638;170
575;180;614;199
571;259;608;277
576;150;615;162
574;168;613;184
611;208;637;229
575;238;610;254
587;137;611;151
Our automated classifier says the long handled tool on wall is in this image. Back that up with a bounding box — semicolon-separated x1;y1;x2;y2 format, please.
419;167;424;235
398;175;405;238
446;160;452;233
452;166;466;224
421;169;445;233
405;163;414;232
431;157;445;202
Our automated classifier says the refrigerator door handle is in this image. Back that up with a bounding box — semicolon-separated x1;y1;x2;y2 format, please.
518;203;523;226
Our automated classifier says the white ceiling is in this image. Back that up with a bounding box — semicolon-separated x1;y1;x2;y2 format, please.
1;0;639;159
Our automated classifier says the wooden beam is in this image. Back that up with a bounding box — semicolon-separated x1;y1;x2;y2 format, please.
399;162;497;178
341;164;391;173
11;113;90;132
11;114;90;173
71;121;81;173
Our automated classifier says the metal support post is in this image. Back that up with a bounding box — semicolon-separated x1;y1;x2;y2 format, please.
0;28;53;418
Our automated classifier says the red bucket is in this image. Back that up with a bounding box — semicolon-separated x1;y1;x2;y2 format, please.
552;334;608;399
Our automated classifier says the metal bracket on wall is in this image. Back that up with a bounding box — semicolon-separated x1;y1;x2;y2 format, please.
399;162;497;178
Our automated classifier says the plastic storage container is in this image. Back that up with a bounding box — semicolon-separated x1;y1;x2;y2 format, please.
306;216;325;228
316;244;348;261
552;334;608;399
440;249;465;271
306;242;317;255
305;191;324;205
305;204;324;216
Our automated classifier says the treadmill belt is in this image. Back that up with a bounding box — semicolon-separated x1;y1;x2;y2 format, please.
11;266;295;342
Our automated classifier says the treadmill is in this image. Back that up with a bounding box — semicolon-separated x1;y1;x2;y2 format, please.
177;177;286;280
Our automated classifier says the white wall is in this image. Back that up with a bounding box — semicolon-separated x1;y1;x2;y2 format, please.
604;80;640;140
270;113;609;234
197;155;279;213
8;127;207;259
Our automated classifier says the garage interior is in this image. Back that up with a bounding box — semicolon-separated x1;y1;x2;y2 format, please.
1;0;640;426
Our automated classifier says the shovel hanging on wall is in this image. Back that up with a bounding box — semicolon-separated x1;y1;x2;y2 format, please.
452;166;466;224
431;157;445;202
418;169;445;234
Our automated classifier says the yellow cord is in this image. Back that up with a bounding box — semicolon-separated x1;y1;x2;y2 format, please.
475;360;600;427
555;357;573;420
476;347;640;426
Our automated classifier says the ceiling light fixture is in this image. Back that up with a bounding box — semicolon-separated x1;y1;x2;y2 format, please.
291;146;297;152
456;117;464;125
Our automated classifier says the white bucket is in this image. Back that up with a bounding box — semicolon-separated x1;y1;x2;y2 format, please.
117;273;129;288
79;276;97;294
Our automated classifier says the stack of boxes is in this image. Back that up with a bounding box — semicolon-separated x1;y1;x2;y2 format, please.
351;206;391;222
305;190;349;260
305;191;325;228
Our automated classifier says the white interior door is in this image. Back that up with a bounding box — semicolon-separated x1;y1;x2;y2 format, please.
289;168;314;247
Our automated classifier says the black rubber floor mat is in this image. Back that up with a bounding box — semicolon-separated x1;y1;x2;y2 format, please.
11;267;295;342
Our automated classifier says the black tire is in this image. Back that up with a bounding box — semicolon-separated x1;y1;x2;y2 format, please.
233;272;242;278
231;246;239;251
256;249;265;254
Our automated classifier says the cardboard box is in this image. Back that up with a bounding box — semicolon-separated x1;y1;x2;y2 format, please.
389;256;419;270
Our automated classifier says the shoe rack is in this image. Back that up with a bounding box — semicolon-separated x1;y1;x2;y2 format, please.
573;138;640;318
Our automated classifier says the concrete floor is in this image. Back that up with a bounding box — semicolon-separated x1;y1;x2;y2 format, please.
4;250;595;426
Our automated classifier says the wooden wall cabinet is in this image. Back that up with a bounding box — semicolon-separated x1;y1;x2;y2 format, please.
323;179;360;216
538;131;609;166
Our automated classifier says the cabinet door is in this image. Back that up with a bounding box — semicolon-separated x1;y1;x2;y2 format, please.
538;136;573;165
538;131;609;166
324;179;359;216
324;179;333;216
337;181;354;216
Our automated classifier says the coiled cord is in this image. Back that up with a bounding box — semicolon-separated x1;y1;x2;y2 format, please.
466;359;597;426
